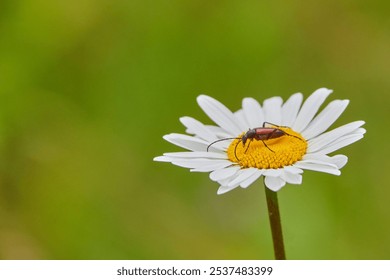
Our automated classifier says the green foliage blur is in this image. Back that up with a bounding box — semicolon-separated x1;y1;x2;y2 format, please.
0;0;388;259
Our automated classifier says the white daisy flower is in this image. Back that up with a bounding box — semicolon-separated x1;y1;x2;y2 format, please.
154;88;366;195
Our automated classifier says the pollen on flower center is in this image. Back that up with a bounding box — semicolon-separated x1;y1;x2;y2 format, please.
227;127;307;169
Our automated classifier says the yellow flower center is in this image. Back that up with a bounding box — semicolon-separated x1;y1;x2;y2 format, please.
227;127;307;169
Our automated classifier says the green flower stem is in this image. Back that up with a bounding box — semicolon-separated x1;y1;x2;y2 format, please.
265;186;286;260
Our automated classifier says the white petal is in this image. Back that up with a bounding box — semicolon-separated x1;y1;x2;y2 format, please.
227;168;259;187
308;121;365;153
301;99;350;140
153;156;172;162
205;125;231;138
303;153;348;169
217;184;240;195
163;133;209;152
330;155;348;169
191;163;232;172
316;134;364;155
242;97;264;128
240;169;263;188
354;127;366;135
263;96;283;125
171;158;231;170
281;169;302;185
283;165;304;174
197;95;242;136
263;169;282;177
180;117;218;142
217;176;234;187
299;158;338;168
281;93;303;127
234;109;250;131
264;176;286;191
293;161;341;175
209;166;240;181
162;151;227;160
293;88;333;132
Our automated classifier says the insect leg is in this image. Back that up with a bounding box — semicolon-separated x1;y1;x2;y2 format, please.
244;139;252;154
261;140;275;153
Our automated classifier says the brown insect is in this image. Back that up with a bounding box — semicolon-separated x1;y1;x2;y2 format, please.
207;122;303;161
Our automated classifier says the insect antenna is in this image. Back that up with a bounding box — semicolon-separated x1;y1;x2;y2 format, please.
263;121;289;128
206;137;240;152
263;122;305;144
234;139;242;161
284;132;306;143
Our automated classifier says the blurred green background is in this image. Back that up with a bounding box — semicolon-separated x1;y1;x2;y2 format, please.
0;0;388;259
